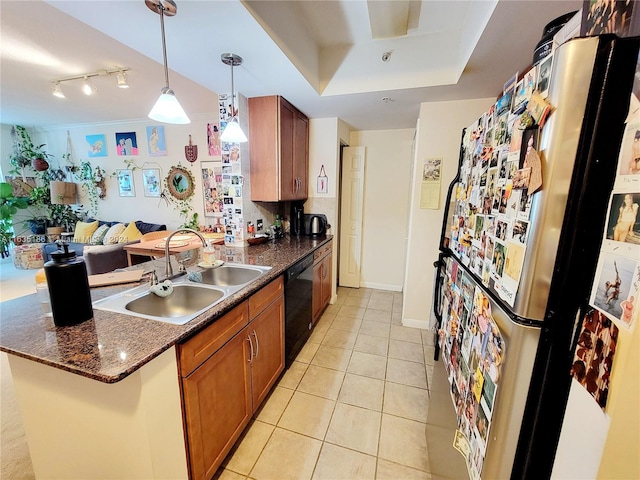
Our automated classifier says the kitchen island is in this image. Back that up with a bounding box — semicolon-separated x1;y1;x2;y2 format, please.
0;235;332;480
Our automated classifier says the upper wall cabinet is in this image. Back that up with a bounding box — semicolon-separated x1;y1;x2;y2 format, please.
249;96;309;201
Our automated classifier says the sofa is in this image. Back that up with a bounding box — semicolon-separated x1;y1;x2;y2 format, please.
42;219;166;275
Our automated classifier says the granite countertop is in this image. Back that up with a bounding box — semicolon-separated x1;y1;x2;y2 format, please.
0;235;331;384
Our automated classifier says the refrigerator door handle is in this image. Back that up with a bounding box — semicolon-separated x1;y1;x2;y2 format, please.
432;252;449;361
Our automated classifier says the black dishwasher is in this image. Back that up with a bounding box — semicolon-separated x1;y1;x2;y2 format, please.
284;253;314;366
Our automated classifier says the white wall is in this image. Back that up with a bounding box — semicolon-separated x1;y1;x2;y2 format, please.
403;98;495;328
349;129;415;291
307;118;341;301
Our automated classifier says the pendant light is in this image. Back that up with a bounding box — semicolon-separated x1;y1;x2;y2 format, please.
220;53;247;143
146;0;190;124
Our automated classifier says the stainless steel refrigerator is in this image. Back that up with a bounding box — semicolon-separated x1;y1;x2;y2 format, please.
429;34;640;479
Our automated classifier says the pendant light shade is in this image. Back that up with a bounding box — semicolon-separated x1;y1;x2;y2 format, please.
146;0;190;124
220;119;248;143
149;87;190;124
220;53;247;143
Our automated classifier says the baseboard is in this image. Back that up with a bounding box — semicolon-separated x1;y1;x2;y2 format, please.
359;281;402;292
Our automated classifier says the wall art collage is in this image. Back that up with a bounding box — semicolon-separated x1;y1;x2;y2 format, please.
200;93;245;246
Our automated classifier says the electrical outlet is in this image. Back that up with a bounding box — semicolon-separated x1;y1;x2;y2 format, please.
256;219;263;231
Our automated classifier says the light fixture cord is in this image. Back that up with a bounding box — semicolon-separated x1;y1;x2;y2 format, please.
159;3;170;89
230;60;235;119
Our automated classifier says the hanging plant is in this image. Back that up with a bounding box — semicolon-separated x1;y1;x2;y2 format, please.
78;161;106;216
8;125;52;177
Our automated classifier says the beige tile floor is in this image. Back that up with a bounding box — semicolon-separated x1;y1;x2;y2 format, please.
216;286;437;480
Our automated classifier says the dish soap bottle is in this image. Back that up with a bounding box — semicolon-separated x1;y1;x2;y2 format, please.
202;241;216;265
44;243;93;326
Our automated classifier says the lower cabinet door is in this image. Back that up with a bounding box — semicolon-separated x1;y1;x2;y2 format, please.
312;261;323;323
182;326;252;480
250;294;285;409
321;253;332;309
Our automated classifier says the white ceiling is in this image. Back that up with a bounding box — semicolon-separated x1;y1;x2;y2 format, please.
0;0;581;131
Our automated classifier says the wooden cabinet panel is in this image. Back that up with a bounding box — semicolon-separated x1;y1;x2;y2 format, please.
312;262;323;321
249;276;284;320
321;252;332;310
280;99;296;201
178;302;249;377
249;95;308;201
312;244;333;323
179;275;285;479
294;110;309;198
249;295;285;409
181;327;252;480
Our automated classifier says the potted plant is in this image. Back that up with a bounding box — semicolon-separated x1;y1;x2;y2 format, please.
50;203;86;234
21;186;50;234
8;125;52;176
0;182;29;257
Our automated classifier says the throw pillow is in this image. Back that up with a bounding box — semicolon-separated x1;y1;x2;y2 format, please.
89;224;110;245
102;223;126;245
118;222;142;243
73;221;99;243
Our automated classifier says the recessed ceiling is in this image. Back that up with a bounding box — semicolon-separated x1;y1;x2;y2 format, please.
0;0;582;131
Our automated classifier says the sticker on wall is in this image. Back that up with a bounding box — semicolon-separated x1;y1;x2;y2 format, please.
317;165;328;194
420;157;442;209
117;169;135;197
185;135;198;163
142;168;161;198
86;134;107;157
115;132;138;155
146;126;166;156
207;123;221;157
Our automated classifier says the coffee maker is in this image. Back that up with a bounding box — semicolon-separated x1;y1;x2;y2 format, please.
290;202;304;236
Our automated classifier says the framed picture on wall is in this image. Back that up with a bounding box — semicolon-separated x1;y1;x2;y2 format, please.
117;169;135;197
86;134;107;157
142;168;161;197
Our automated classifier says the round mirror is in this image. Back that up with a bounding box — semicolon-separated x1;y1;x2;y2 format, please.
166;166;195;200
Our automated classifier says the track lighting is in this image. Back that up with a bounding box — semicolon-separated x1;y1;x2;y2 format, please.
82;77;96;96
51;67;131;98
52;82;65;98
147;0;190;124
220;53;247;143
116;71;129;88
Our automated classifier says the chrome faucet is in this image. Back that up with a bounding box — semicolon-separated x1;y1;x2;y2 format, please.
164;228;207;281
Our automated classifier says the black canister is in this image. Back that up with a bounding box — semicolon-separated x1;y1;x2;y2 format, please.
532;11;578;66
44;243;93;327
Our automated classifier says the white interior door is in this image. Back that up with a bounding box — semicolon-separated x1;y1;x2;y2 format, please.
339;146;365;288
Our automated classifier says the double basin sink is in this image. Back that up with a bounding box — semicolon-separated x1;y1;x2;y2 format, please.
93;264;272;325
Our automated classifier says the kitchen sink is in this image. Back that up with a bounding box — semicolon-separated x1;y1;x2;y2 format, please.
93;264;272;325
93;282;228;325
188;264;271;287
125;285;225;319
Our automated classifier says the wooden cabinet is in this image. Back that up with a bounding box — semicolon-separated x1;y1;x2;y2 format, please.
312;243;333;323
181;324;252;480
249;95;309;201
178;276;285;480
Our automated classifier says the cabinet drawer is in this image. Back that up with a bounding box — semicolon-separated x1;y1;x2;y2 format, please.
313;243;332;263
249;276;283;320
178;302;250;377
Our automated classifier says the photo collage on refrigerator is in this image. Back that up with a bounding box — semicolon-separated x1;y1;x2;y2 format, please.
572;52;640;411
448;61;551;308
439;61;554;478
439;256;506;480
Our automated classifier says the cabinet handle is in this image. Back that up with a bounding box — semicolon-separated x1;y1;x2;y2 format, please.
252;330;259;358
247;334;254;363
322;264;327;279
